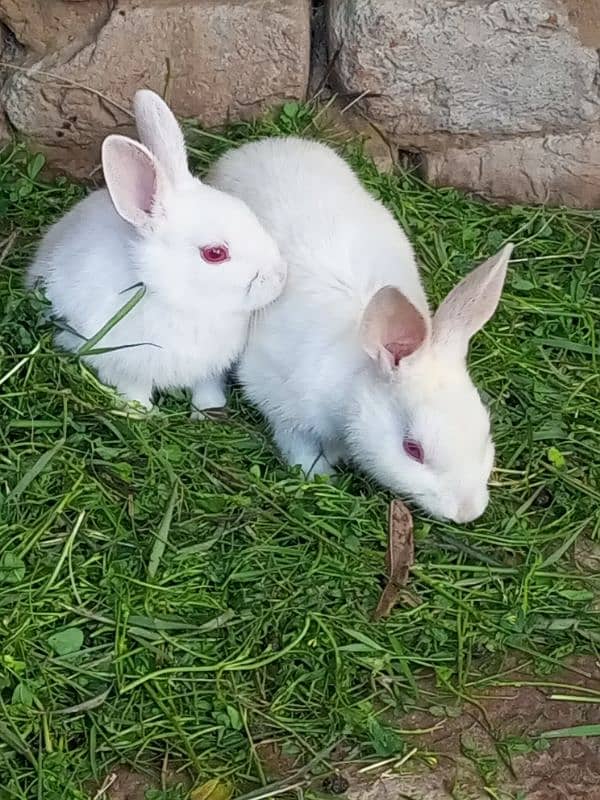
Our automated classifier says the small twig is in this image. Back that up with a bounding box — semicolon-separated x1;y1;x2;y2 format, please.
340;89;377;114
93;772;117;800
163;56;172;104
232;743;339;800
0;230;18;268
161;749;169;791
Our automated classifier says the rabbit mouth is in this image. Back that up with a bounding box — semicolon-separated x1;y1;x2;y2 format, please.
246;271;260;295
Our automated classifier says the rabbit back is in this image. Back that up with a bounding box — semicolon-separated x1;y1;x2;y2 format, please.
209;136;512;523
210;137;426;434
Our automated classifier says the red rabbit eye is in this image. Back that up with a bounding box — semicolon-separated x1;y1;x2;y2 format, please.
200;245;229;264
403;438;424;464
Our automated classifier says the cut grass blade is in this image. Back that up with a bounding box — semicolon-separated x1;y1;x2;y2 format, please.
0;339;41;387
541;724;600;739
6;437;64;502
147;476;178;579
549;694;600;703
76;282;147;356
55;687;112;715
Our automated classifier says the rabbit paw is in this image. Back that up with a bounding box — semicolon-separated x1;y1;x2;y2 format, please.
275;427;338;478
305;455;337;479
190;407;229;422
119;385;154;411
191;378;227;420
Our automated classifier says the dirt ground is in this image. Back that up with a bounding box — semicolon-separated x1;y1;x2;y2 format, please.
92;766;191;800
98;657;600;800
347;656;600;800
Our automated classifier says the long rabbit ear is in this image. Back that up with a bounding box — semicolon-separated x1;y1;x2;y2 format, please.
360;286;429;372
102;135;165;228
133;89;189;185
432;243;513;355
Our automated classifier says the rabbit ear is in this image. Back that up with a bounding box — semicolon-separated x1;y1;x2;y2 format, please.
102;135;165;228
133;89;189;185
360;286;429;371
432;243;513;354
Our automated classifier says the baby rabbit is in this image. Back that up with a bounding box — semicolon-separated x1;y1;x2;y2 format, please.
208;137;512;522
27;90;286;414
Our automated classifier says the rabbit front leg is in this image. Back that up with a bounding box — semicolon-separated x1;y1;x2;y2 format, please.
190;375;227;419
93;358;154;409
117;382;154;410
274;425;336;478
322;437;347;470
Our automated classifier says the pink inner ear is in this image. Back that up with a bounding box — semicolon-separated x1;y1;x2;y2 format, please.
128;146;156;213
385;341;417;366
138;171;156;213
102;135;161;228
360;286;429;370
432;243;513;349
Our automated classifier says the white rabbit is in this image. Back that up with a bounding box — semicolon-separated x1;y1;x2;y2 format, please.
208;137;512;522
27;90;286;414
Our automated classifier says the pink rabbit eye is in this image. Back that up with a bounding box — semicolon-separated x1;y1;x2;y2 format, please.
201;245;229;264
403;438;424;463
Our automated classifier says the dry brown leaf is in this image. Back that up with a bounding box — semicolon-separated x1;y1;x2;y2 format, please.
372;498;414;620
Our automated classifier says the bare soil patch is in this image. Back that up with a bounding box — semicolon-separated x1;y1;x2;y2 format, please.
348;657;600;800
96;659;600;799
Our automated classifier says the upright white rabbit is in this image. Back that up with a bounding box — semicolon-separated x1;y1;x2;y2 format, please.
208;137;512;522
27;90;286;414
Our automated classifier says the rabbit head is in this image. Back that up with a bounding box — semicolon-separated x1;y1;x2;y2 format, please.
348;244;512;523
102;90;286;312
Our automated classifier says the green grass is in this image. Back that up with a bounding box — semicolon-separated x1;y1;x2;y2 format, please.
0;103;599;799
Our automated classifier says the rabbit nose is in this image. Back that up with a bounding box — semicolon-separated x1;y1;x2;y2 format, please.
452;493;488;524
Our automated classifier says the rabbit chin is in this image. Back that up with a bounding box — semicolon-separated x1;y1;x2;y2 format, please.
246;265;287;311
414;487;490;523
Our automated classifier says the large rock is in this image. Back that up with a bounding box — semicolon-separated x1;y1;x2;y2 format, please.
0;1;111;55
0;0;311;177
424;129;600;208
328;0;600;138
328;0;600;207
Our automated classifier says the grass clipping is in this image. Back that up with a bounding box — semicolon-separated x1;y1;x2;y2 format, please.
2;106;600;796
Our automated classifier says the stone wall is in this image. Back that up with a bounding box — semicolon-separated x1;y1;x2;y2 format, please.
328;0;600;208
0;0;311;176
0;0;599;207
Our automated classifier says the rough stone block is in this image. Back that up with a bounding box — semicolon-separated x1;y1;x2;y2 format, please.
0;0;110;55
328;0;600;138
0;0;311;177
424;129;600;208
327;0;600;205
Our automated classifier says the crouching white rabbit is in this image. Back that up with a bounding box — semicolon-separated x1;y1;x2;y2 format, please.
27;90;286;414
208;137;512;522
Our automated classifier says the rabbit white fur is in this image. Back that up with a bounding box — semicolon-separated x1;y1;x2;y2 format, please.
208;137;512;522
27;90;286;413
